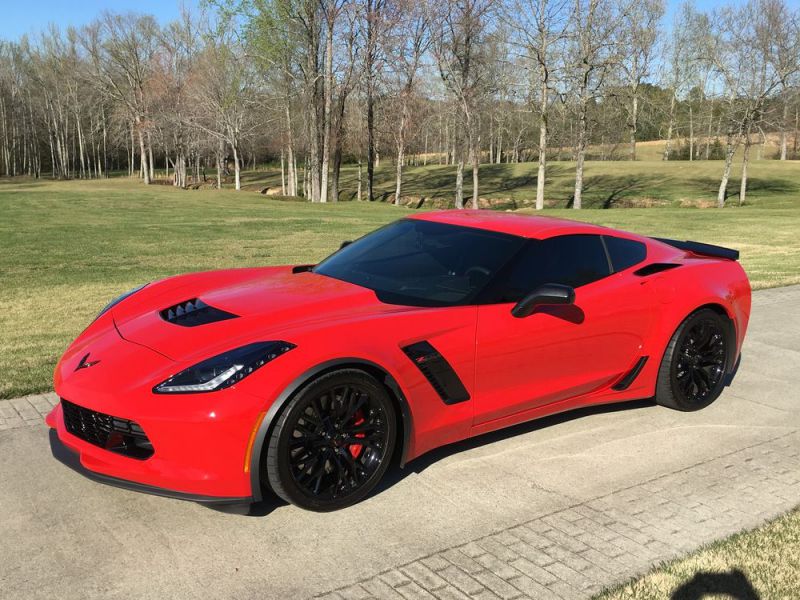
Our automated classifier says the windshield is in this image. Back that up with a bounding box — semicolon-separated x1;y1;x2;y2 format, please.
313;219;525;306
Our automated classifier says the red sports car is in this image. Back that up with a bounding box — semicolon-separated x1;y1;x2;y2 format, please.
47;211;751;511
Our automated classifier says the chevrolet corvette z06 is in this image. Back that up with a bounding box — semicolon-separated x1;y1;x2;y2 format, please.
47;210;750;511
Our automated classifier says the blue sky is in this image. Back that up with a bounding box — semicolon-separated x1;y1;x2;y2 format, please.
1;0;739;42
1;0;201;41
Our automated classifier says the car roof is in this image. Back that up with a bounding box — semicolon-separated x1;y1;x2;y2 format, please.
407;210;614;239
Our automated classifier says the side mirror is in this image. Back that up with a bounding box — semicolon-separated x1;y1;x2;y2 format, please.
511;283;575;318
340;240;353;250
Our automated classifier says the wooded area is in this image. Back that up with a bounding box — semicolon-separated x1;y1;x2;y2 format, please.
0;0;798;208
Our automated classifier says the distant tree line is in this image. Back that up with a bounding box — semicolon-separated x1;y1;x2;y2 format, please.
0;0;798;207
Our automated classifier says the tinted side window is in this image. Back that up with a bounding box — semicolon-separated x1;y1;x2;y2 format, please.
604;236;647;272
487;235;611;303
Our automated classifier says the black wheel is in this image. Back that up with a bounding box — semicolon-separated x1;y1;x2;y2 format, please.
656;308;731;411
265;369;396;511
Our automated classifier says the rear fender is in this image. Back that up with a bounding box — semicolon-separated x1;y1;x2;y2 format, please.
644;259;750;385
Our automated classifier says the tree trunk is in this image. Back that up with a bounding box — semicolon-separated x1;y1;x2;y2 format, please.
232;143;241;191
294;153;299;197
471;145;479;210
357;158;363;201
689;106;694;162
629;93;638;161
394;140;404;206
536;65;548;211
394;91;410;206
663;92;676;161
136;118;150;185
573;85;589;210
319;15;334;203
216;140;223;189
331;143;342;203
366;0;377;202
739;127;751;206
717;133;736;208
147;131;154;181
281;149;286;195
284;103;296;196
455;151;464;209
779;90;789;161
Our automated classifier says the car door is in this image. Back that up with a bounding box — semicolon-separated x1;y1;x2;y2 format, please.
472;234;653;426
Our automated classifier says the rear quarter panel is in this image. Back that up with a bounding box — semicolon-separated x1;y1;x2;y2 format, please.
635;256;751;397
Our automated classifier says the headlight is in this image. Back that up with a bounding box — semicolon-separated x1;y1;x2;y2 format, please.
153;341;296;394
97;284;148;320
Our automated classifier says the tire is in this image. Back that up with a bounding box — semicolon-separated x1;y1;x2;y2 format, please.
266;369;397;511
655;308;732;411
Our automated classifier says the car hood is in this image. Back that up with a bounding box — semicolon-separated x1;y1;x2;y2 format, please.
112;266;404;362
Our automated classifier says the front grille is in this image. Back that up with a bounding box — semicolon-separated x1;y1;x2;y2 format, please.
61;399;154;459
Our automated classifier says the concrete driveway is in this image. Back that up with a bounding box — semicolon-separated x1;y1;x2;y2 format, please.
1;286;798;600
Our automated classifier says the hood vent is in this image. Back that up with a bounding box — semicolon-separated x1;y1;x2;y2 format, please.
160;298;238;327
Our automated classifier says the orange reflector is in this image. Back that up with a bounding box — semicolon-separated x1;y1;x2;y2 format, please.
243;411;267;473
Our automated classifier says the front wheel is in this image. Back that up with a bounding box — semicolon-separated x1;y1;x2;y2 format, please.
655;308;732;411
265;369;396;511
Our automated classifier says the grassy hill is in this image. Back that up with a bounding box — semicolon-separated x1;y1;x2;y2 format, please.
239;157;800;209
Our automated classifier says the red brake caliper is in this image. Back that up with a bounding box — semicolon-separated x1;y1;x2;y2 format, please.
348;410;366;458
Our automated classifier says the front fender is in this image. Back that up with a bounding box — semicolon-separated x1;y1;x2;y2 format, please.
247;357;414;503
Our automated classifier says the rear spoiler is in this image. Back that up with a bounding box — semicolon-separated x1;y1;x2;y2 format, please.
652;237;739;261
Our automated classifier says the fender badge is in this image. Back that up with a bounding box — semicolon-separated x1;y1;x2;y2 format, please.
75;353;101;371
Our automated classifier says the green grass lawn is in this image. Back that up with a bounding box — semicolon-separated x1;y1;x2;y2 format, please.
596;507;800;600
1;162;799;398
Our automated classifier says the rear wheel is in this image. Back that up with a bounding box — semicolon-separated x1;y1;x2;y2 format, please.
656;309;731;411
266;369;396;511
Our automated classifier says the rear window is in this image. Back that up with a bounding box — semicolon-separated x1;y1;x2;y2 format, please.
604;236;647;272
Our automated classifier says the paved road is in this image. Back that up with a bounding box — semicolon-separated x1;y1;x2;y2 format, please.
1;286;798;600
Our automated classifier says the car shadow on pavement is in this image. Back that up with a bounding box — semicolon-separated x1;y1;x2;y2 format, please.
213;398;656;517
377;398;656;491
670;568;761;600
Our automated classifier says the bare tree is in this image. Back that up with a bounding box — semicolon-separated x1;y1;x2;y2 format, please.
362;0;387;201
387;0;432;205
508;0;570;209
188;36;260;190
569;0;625;209
434;0;496;209
709;1;788;207
619;0;663;161
84;13;159;184
762;0;800;161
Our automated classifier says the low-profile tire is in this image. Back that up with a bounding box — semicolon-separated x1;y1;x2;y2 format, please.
266;369;396;512
655;308;732;411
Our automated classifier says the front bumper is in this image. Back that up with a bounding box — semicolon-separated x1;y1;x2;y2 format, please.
49;315;272;502
48;428;250;504
46;398;260;503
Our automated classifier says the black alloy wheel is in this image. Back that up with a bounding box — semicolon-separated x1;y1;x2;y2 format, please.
656;308;732;411
266;369;396;511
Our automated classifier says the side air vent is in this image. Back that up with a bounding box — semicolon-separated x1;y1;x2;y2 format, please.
402;341;470;405
612;356;648;391
634;263;681;277
160;298;238;327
